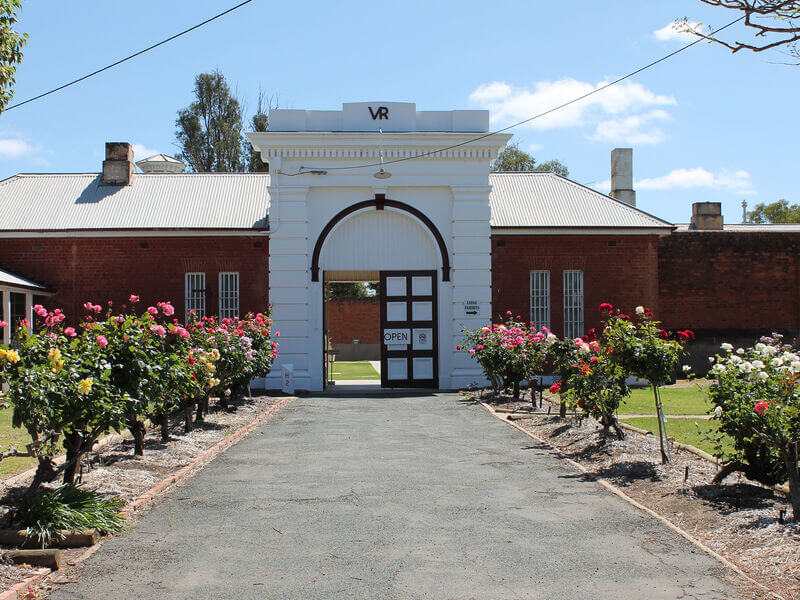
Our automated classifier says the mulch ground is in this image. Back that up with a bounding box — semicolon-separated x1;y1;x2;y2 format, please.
0;393;285;598
477;390;800;600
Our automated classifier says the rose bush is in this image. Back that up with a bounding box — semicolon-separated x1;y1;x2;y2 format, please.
553;335;630;439
707;335;800;520
548;304;690;450
0;297;279;494
460;312;556;399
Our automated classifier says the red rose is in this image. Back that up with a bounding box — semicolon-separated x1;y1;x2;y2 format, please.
684;330;695;340
619;314;630;321
599;303;613;314
659;329;668;339
754;401;769;415
548;382;562;394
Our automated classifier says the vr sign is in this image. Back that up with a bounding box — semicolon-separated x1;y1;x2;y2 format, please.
383;328;410;346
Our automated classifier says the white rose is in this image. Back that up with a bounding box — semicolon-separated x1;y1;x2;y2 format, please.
771;358;783;367
730;355;743;365
682;365;692;373
792;361;800;374
721;343;733;352
708;356;715;364
714;406;723;418
755;343;765;352
752;360;764;370
738;361;753;373
635;306;645;315
736;348;745;355
756;371;769;381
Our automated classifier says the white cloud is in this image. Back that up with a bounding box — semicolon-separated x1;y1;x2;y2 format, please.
0;138;41;160
468;78;676;143
636;168;756;195
592;109;670;145
654;20;703;43
132;143;162;160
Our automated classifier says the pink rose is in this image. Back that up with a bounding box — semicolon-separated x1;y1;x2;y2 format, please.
64;327;76;337
147;306;158;315
149;324;166;337
129;294;139;303
83;301;94;311
96;335;108;348
159;302;175;317
92;304;102;313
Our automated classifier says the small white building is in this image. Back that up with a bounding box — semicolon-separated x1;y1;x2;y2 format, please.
248;102;512;391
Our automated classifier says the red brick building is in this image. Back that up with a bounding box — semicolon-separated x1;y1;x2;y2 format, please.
2;141;797;384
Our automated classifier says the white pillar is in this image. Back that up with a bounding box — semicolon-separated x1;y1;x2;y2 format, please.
24;293;32;334
265;177;313;391
448;185;493;389
1;290;10;345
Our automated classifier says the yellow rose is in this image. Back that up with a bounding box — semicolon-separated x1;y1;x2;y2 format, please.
77;377;93;395
51;359;65;373
47;347;62;362
5;350;19;363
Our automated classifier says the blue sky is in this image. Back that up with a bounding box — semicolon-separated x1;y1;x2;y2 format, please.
0;0;796;224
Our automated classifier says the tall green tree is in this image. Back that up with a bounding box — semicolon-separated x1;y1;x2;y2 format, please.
0;0;28;112
246;89;270;173
747;199;800;223
491;141;569;177
175;70;245;172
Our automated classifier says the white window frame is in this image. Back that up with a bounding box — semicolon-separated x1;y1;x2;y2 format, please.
219;272;240;320
529;270;550;330
185;272;206;319
563;270;584;340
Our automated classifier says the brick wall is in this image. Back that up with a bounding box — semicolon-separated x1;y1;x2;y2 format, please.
0;236;269;323
491;234;660;336
325;297;380;344
658;231;800;333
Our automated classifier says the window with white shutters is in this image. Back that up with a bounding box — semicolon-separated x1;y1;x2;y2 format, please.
563;270;584;340
219;272;240;320
529;270;550;330
185;272;206;319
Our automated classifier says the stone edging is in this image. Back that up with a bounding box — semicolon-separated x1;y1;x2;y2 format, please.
1;396;296;597
480;401;787;600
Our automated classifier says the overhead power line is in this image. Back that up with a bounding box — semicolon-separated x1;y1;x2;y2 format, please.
290;16;745;175
3;0;255;113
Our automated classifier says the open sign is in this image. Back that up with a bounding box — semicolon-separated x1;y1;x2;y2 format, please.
383;328;410;345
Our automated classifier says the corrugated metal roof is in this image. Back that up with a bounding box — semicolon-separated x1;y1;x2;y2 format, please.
488;172;673;229
0;267;49;291
674;223;800;232
0;173;269;231
0;170;672;232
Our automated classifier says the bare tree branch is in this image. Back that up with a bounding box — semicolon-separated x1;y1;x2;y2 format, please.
682;1;800;61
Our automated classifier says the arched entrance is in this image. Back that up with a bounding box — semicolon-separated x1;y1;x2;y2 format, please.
316;201;444;388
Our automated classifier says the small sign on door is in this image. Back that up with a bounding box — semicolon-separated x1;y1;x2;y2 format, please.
383;328;410;345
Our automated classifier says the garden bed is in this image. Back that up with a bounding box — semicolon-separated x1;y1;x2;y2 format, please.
0;393;287;597
478;391;800;600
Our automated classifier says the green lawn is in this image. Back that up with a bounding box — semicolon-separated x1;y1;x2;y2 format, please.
619;384;711;415
331;361;380;380
0;407;36;478
621;416;734;456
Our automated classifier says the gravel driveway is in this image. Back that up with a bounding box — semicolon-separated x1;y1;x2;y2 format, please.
49;393;745;599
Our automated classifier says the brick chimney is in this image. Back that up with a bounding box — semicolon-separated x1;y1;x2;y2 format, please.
689;202;723;230
101;142;134;186
610;148;635;207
